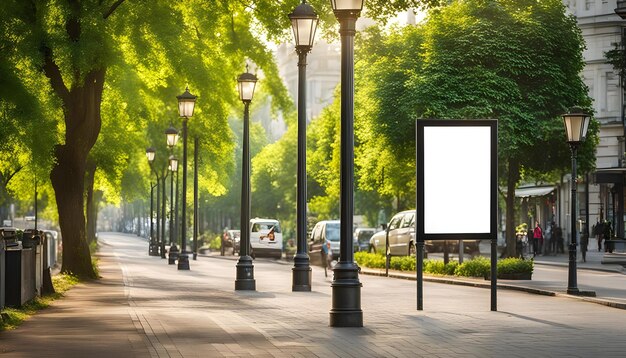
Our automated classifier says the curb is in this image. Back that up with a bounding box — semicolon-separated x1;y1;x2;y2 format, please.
533;261;625;275
359;268;626;310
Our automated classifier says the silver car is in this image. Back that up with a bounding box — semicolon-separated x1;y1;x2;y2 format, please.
369;210;416;256
369;210;481;256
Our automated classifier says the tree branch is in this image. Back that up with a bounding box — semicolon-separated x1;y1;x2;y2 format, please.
42;47;70;104
4;166;23;187
103;0;126;19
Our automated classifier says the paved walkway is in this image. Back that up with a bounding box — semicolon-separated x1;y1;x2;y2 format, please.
2;232;626;357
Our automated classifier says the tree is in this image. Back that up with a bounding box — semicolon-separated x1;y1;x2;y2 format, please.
0;0;292;278
409;0;596;256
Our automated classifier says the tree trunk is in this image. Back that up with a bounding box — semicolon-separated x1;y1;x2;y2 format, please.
48;68;105;280
505;160;520;258
85;158;97;244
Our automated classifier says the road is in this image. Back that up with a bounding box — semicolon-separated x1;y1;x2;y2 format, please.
2;232;626;357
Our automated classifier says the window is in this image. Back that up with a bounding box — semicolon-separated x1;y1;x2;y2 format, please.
252;222;281;233
326;223;340;241
388;215;403;231
401;213;415;228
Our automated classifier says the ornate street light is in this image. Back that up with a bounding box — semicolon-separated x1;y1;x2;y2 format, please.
562;107;591;295
165;124;179;148
235;65;258;291
146;147;156;162
329;0;364;327
176;87;197;270
146;147;159;256
289;0;319;292
167;154;179;265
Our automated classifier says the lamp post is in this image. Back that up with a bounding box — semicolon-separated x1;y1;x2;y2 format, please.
562;107;590;295
329;0;364;327
193;136;199;260
146;147;160;256
168;155;179;265
176;87;197;270
165;125;180;264
289;0;318;292
235;65;258;291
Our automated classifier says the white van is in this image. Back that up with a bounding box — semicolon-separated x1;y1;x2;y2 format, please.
250;218;283;259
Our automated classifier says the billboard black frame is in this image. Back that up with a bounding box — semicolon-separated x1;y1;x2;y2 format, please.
415;119;498;312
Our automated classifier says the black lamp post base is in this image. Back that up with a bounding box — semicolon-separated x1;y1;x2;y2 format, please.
168;244;180;265
160;244;166;259
292;266;312;291
177;253;190;270
235;255;256;290
330;262;363;327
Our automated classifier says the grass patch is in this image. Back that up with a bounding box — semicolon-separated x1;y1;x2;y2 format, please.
1;273;79;331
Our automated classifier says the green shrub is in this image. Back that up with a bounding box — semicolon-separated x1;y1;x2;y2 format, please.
423;259;445;275
355;251;385;269
208;235;221;250
390;256;416;271
497;257;533;275
454;256;490;277
353;252;533;279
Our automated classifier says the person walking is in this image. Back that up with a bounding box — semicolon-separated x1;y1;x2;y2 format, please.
533;221;543;257
580;225;588;262
595;219;604;252
528;226;536;257
604;220;614;253
555;225;564;253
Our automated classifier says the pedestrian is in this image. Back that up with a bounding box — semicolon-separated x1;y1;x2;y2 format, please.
533;221;543;257
544;223;552;255
580;225;588;262
604;220;614;253
526;225;537;257
596;219;604;252
555;225;564;253
221;228;228;256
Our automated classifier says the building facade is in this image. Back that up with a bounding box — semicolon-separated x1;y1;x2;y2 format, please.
561;0;625;241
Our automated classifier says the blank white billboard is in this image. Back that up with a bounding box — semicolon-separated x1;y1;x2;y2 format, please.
422;126;492;234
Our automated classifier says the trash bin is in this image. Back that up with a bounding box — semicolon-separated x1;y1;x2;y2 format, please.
23;229;44;296
4;228;37;307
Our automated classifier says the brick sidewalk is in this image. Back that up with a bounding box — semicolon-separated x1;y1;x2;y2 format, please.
2;232;626;357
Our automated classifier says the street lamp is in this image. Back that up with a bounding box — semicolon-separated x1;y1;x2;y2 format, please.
235;65;258;291
146;147;166;258
329;0;364;327
176;87;196;270
562;107;591;295
167;154;179;265
146;147;159;256
165;124;179;148
289;0;318;292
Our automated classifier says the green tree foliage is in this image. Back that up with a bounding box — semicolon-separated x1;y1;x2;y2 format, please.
0;0;296;278
347;0;596;256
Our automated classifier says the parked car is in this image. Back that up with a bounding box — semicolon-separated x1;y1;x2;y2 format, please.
222;229;240;256
309;220;340;266
368;210;481;256
249;218;283;259
354;227;376;252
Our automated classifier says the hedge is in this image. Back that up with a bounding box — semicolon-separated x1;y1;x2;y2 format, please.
354;252;533;278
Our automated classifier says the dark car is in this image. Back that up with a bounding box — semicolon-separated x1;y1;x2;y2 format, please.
221;229;240;256
354;228;376;252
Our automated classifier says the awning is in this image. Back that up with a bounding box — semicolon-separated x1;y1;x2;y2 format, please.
515;186;555;198
594;168;626;184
